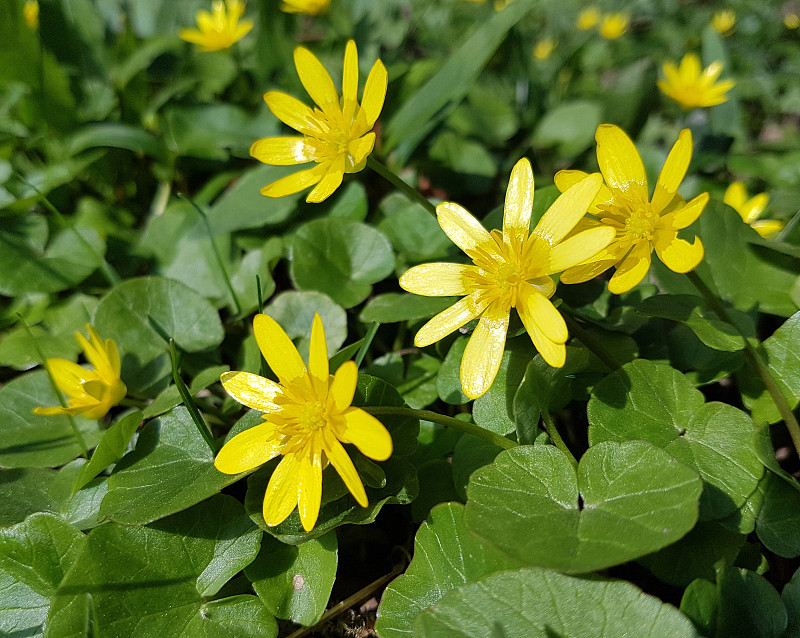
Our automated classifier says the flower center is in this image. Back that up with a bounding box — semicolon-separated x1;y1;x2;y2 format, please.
600;188;657;243
298;400;326;431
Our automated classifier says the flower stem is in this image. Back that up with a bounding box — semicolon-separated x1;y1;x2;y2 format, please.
367;156;438;218
364;406;516;450
542;410;578;471
560;305;622;371
685;270;800;457
170;339;216;452
355;322;380;368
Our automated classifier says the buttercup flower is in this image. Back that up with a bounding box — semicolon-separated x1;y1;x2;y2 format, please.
785;13;800;29
711;10;736;35
576;7;600;30
23;0;39;30
179;0;253;52
658;53;735;109
400;159;614;399
599;12;630;39
215;314;392;532
34;325;126;420
280;0;330;15
724;182;784;238
251;40;387;203
555;124;709;294
534;38;556;61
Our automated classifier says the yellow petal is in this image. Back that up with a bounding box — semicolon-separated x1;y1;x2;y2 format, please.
653;232;704;274
548;226;615;273
651;129;692;214
215;423;283;474
347;133;375;169
502;158;534;242
263;91;317;136
608;242;652;294
560;257;619;284
740;193;769;224
436;201;497;258
33;405;75;416
308;313;329;394
250;137;319;165
262;453;301;527
342;40;359;107
361;59;388;127
553;169;589;192
341;408;393;461
330;360;358;411
534;173;602;244
297;443;323;532
47;358;92;399
260;164;327;198
751;219;784;238
221;371;282;412
595;124;647;193
322;431;368;506
517;286;566;368
254;314;306;384
460;302;509;399
517;286;567;344
75;325;114;381
294;46;339;116
306;155;345;203
399;262;473;296
414;292;489;347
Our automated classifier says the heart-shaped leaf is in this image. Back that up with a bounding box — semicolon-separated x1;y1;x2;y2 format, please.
463;441;702;573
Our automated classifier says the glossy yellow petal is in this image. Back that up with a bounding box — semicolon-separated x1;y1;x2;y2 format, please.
608;242;652;294
517;286;566;368
259;163;327;198
553;169;589;192
347;133;375;169
323;431;368;506
502;158;534;241
330;360;358;411
399;263;473;297
47;358;92;398
548;226;615;273
534;173;602;244
436;201;498;257
297;443;323;531
740;193;770;224
294;46;339;116
341;408;393;461
215;423;283;474
250;137;319;165
651;129;692;214
262;91;317;136
595;124;647;193
33;405;76;416
723;182;747;213
221;371;282;412
518;286;567;343
414;292;489;347
306;155;345;203
179;28;209;46
560;257;618;284
262;453;301;527
342;40;359;107
460;302;510;399
254;314;306;384
653;233;704;274
751;219;784;238
75;326;114;380
308;313;329;394
361;59;388;127
662;192;709;230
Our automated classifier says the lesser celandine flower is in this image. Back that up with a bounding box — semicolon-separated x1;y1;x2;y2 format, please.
786;13;800;29
23;0;39;30
599;12;630;39
280;0;330;15
658;53;735;109
215;314;392;532
34;325;126;420
251;40;387;203
711;10;736;35
179;0;253;52
555;124;709;294
576;7;600;30
534;38;556;60
724;182;784;238
400;159;614;399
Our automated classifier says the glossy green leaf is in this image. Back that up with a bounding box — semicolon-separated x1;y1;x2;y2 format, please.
715;565;787;638
66;123;166;158
783;567;800;638
755;470;800;558
436;337;470;405
359;294;457;324
377;193;453;263
73;411;141;492
681;578;718;637
533;100;603;157
463;441;702;573
451;434;505;502
365;353;441;410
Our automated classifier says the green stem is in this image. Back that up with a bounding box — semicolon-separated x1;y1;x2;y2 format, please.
367;156;437;218
542;411;578;471
686;270;800;458
560;306;621;371
355;322;380;368
365;406;516;450
170;339;216;452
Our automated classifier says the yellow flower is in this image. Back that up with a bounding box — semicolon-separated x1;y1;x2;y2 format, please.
280;0;330;15
399;159;614;399
23;0;39;30
599;12;630;39
658;53;735;109
711;10;736;35
785;13;800;29
251;40;387;203
34;325;126;420
724;182;784;238
534;37;556;60
215;314;393;532
576;7;600;30
555;125;709;295
179;0;253;52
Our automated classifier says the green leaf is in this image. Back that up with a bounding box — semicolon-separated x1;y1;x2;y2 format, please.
73;411;141;492
0;468;62;527
681;578;718;637
755;471;800;558
365;353;441;410
715;565;787;638
428;132;496;178
532;100;604;157
376;502;519;638
99;407;247;526
359;294;457;324
436;336;470;405
413;567;700;638
48;495;273;638
0;370;101;468
463;441;702;573
377;193;453;263
290;218;394;308
66;123;166;159
245;531;337;627
783;567;800;638
588;360;764;519
451;434;505;502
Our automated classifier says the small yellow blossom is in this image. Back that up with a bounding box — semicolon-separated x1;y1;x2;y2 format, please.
215;314;392;532
555;125;709;294
711;10;736;35
534;38;556;60
576;7;600;30
400;159;614;398
280;0;330;15
251;40;387;203
785;13;800;29
724;182;784;238
599;12;630;39
23;0;39;30
658;53;735;109
34;325;126;420
179;0;253;52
